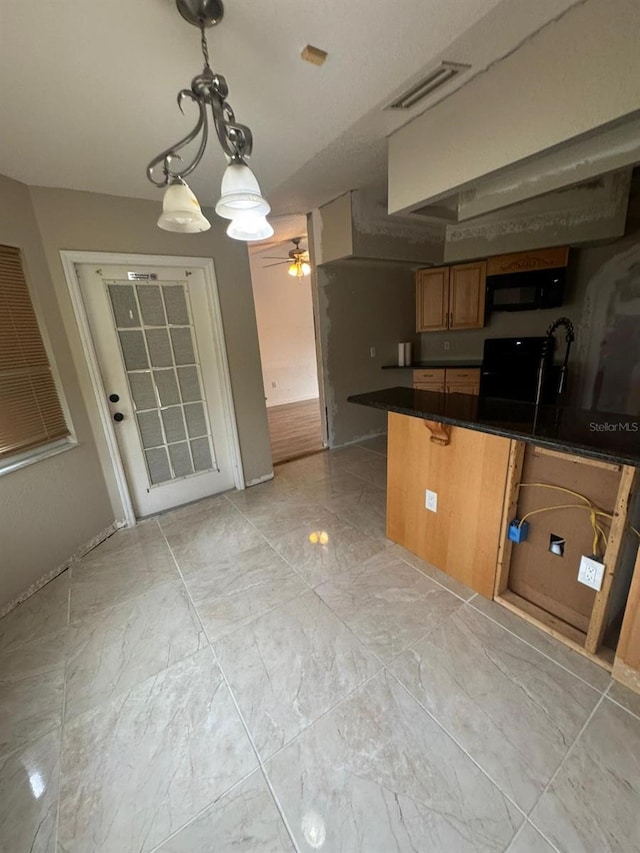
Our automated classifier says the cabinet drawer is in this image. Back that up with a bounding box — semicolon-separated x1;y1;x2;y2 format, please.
413;369;445;383
413;382;446;393
446;368;481;384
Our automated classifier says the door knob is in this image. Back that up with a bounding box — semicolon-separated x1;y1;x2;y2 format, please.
113;412;125;422
109;393;120;403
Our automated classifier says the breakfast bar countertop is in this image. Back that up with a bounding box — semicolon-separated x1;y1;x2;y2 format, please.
348;386;640;467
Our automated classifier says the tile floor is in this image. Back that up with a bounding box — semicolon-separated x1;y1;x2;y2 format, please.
2;439;640;852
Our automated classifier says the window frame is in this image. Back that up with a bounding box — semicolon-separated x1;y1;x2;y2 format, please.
0;244;77;476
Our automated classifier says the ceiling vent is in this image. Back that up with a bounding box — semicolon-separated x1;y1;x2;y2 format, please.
385;61;471;110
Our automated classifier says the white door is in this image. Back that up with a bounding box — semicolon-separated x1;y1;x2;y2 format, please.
76;261;238;517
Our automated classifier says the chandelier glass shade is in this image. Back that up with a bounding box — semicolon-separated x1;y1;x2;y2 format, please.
147;0;270;241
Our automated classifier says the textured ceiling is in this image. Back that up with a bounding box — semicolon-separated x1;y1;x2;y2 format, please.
0;0;582;217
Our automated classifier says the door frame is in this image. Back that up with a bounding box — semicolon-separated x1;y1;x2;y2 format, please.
60;251;245;527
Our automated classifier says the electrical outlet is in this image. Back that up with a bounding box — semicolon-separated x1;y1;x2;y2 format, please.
443;340;450;351
369;347;376;358
271;380;277;389
425;489;438;512
578;555;605;591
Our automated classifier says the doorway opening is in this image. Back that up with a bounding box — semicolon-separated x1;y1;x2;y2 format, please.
248;223;325;465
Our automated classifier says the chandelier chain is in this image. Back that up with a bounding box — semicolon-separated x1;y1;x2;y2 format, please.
199;21;211;70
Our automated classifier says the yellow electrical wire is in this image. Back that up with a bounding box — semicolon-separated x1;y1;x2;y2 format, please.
516;482;640;558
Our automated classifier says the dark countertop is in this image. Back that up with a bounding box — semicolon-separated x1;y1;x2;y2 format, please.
347;386;640;467
382;360;483;370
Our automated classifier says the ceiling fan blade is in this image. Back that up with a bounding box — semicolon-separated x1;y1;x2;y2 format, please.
262;256;289;260
263;261;290;268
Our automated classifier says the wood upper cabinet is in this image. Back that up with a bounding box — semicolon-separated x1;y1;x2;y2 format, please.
416;262;486;332
449;262;486;329
416;267;449;331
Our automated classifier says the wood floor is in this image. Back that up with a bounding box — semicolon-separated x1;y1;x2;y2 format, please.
267;398;324;464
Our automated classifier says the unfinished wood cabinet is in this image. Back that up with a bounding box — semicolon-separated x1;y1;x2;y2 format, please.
416;268;449;331
494;442;638;671
416;262;486;331
387;411;512;597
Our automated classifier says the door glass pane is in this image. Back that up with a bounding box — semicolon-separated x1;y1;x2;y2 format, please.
137;410;164;448
108;285;139;328
146;447;172;485
161;407;186;443
170;327;195;365
177;366;202;403
129;372;157;411
146;329;173;367
163;285;189;325
184;402;207;437
137;285;166;326
118;330;148;370
108;278;218;488
191;437;213;471
154;369;180;406
169;442;193;477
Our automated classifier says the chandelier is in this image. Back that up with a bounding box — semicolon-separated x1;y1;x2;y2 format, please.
146;0;273;241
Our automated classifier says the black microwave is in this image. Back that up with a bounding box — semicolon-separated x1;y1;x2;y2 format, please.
485;267;566;313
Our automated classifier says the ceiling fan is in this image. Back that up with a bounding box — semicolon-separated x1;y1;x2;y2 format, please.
263;238;312;277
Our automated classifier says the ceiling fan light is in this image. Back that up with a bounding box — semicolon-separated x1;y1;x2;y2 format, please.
226;212;274;242
215;162;270;219
301;262;311;276
157;181;211;233
288;261;301;277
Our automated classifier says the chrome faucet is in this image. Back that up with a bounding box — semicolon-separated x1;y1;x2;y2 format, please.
546;317;575;399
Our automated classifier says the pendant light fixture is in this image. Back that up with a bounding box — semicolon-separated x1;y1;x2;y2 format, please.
146;0;273;241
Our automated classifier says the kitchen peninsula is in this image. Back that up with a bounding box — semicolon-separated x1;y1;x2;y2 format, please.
349;387;640;694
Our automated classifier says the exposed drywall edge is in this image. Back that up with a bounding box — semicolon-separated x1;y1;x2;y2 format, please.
0;520;123;619
388;0;640;214
246;471;275;487
318;193;354;263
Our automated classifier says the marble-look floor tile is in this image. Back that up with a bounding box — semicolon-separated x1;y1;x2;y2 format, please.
159;496;264;575
232;490;337;539
469;594;612;691
607;679;640;718
64;580;205;720
0;632;65;759
155;770;294;852
0;572;69;652
0;727;60;853
226;477;299;514
317;480;388;539
268;517;387;587
316;549;462;662
390;605;600;811
339;451;387;489
267;670;522;853
531;698;640;853
508;822;557;852
70;523;179;620
298;470;374;506
354;434;387;456
184;543;307;641
215;590;380;759
389;544;476;600
58;648;257;853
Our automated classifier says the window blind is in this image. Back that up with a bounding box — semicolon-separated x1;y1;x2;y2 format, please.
0;245;69;460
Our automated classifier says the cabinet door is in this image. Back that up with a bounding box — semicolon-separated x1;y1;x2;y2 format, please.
449;262;486;329
414;381;446;393
446;368;480;396
416;268;449;332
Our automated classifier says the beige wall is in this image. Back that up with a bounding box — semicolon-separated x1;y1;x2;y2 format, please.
389;0;640;214
249;252;319;407
318;261;416;446
0;174;114;609
29;186;273;502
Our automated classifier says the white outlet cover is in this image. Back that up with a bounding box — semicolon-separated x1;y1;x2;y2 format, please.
577;555;605;591
425;489;438;512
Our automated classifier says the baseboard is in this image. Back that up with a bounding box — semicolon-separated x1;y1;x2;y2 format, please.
245;471;275;487
0;519;125;619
